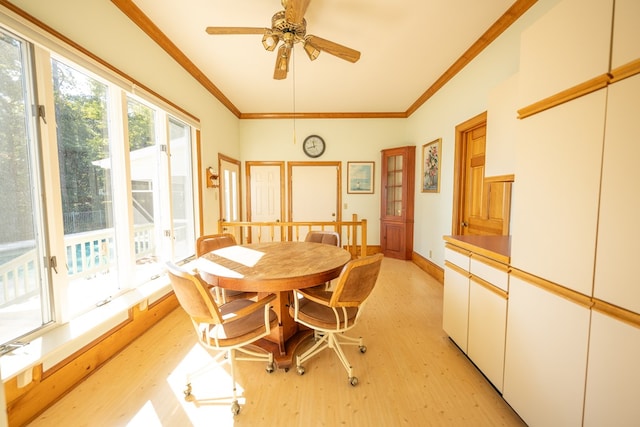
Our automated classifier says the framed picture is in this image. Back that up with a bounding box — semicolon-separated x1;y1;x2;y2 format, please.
347;161;375;194
422;138;441;193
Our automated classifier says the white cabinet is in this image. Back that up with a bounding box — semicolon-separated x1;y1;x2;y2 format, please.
467;255;508;391
611;0;640;69
583;310;640;426
510;89;606;296
443;262;470;353
593;74;640;314
518;0;612;107
503;275;590;427
443;244;509;392
467;276;507;392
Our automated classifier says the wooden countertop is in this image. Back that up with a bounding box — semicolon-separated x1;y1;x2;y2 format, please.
443;235;511;264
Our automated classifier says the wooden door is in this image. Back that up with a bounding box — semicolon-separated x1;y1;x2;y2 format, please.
453;112;511;236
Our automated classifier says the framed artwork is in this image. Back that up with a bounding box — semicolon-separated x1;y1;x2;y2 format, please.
422;138;441;193
347;161;375;194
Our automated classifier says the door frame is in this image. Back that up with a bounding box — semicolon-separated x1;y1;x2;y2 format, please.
287;161;342;224
245;161;285;222
452;111;487;235
218;153;242;236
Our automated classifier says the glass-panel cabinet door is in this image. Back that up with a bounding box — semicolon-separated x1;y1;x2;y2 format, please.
384;154;404;218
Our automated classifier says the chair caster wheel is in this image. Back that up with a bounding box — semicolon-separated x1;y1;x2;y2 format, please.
266;362;275;373
359;345;367;353
349;376;359;386
296;366;305;376
231;401;240;415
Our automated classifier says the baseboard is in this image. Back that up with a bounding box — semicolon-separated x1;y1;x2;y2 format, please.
412;251;444;284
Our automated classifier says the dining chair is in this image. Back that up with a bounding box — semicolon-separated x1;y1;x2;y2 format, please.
305;230;341;291
289;253;383;386
166;262;278;415
304;230;340;247
195;233;257;303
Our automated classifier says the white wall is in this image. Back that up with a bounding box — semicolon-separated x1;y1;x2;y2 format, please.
7;0;240;234
240;118;407;245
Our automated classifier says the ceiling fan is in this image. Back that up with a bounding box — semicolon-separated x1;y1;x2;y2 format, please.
205;0;361;80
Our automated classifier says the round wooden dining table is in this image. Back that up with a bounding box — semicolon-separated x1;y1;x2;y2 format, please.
196;241;352;369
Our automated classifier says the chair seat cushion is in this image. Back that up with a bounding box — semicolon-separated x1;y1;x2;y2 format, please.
207;299;277;346
289;297;358;330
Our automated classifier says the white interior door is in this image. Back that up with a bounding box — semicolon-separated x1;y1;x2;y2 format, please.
248;163;283;242
290;163;340;240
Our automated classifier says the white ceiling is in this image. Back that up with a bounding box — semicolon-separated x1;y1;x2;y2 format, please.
129;0;517;115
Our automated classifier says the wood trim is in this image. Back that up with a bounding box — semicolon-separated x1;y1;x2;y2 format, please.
406;0;537;116
110;0;241;118
245;161;286;223
444;242;471;257
196;130;204;235
470;252;510;273
609;58;640;84
5;293;179;427
452;111;488;235
239;112;407;120
0;0;199;124
485;174;515;183
510;268;593;309
592;299;640;329
286;161;342;225
470;274;508;299
517;73;610;119
412;251;444;284
444;260;470;277
218;153;242;222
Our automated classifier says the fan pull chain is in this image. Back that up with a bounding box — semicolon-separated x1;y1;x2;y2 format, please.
292;47;296;145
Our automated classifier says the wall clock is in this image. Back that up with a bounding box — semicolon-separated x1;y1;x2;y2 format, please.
302;135;326;158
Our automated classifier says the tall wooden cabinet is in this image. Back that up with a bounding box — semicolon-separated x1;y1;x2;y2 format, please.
380;146;415;259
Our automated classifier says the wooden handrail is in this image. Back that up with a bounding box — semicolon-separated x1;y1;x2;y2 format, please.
217;214;368;259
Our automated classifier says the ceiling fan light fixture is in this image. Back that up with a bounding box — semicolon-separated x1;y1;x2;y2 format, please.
262;33;279;51
303;39;320;61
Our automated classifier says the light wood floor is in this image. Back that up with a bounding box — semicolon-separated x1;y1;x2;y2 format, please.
27;257;525;427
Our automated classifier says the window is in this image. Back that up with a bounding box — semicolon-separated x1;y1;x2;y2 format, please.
0;29;53;344
0;23;198;345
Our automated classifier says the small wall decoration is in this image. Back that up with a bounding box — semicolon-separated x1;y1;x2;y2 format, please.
422;138;441;193
347;161;375;194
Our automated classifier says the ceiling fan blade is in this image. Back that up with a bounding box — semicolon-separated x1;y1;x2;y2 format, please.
205;27;266;35
305;35;361;63
273;44;291;80
285;0;311;25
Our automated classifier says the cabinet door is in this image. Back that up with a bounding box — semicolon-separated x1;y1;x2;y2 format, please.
381;221;406;259
503;275;590;427
593;74;640;314
583;310;640;426
468;277;507;392
510;89;606;295
518;0;612;107
443;262;470;353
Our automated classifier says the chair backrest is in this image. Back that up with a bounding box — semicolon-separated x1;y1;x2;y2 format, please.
305;230;340;247
196;233;237;257
166;262;223;325
329;253;383;308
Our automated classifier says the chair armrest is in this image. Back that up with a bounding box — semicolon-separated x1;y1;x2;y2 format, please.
295;288;331;306
223;293;277;320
